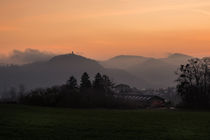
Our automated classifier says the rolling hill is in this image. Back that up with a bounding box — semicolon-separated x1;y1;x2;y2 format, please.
0;53;194;97
0;53;148;96
101;53;192;88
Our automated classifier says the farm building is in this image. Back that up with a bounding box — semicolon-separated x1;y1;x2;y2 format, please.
114;94;166;108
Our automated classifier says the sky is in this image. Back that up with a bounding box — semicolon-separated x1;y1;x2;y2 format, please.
0;0;210;60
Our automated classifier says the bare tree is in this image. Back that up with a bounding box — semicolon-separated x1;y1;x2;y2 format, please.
176;58;210;108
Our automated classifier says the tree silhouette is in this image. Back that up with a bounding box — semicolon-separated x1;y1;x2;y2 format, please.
176;58;210;108
18;72;126;109
93;73;103;90
66;76;78;89
80;72;92;90
93;73;114;93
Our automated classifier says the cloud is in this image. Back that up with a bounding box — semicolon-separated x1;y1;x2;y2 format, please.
0;48;56;65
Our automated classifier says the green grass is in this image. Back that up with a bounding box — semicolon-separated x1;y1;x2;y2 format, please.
0;105;210;140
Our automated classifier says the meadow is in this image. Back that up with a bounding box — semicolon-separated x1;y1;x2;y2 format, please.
0;104;210;140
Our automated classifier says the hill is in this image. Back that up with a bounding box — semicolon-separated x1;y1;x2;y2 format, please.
100;53;192;88
0;53;194;97
100;55;149;69
127;58;178;87
0;53;148;96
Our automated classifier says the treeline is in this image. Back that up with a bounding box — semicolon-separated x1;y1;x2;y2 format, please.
19;73;128;108
176;58;210;109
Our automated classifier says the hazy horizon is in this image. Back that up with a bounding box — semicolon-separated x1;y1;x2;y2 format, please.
0;48;206;65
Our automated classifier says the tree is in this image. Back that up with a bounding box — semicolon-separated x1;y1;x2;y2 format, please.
93;73;114;93
80;72;92;90
93;73;103;90
102;75;114;93
66;76;78;89
176;58;210;108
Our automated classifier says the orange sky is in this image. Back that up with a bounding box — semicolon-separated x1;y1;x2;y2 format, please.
0;0;210;59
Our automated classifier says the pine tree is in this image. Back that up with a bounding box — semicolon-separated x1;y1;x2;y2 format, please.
66;76;78;89
80;72;92;90
93;73;103;90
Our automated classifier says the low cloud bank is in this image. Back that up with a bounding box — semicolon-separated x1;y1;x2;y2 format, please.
0;49;56;65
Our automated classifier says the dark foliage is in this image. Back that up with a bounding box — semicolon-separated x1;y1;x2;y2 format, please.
93;73;114;93
19;73;129;108
80;72;92;91
66;76;78;89
176;58;210;109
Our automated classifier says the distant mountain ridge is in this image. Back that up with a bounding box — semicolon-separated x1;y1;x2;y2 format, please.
0;53;149;97
101;53;192;69
0;53;195;97
100;55;150;69
167;53;191;58
100;53;193;88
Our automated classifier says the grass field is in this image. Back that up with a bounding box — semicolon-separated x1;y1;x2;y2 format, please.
0;105;210;140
